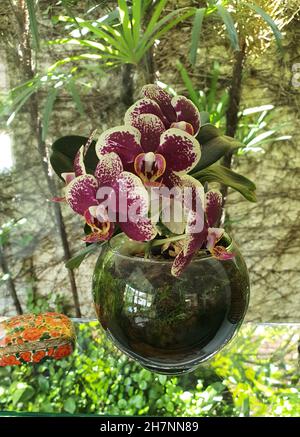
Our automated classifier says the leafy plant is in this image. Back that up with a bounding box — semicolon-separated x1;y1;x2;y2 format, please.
0;322;298;416
189;0;283;66
177;62;291;198
2;1;196;141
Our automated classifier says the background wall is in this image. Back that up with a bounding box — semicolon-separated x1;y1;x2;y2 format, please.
0;0;299;321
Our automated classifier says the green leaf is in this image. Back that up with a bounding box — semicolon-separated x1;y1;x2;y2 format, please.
191;163;256;202
132;0;141;45
216;5;239;51
67;81;85;116
61;0;83;35
176;61;200;108
12;385;35;406
65;243;100;269
118;0;134;51
6;88;37;126
50;135;97;178
189;8;206;65
55;17;128;57
25;0;40;51
42;88;58;141
138;7;195;61
200;111;210;125
64;397;76;414
143;0;168;41
194;124;243;171
243;2;283;51
38;375;49;392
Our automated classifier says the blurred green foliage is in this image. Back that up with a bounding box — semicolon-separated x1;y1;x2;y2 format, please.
0;322;299;417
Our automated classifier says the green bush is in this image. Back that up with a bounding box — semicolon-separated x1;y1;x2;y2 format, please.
0;323;299;417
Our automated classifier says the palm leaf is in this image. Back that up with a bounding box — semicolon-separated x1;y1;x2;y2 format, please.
140;8;195;61
189;8;206;65
25;0;40;50
216;4;239;51
67;81;85;116
131;0;141;45
117;0;134;51
42;88;58;141
176;61;200;107
243;2;283;50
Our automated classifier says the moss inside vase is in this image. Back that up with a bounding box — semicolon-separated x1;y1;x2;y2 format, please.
92;233;250;374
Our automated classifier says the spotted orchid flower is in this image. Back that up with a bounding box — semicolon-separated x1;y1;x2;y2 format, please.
96;123;201;190
126;84;201;136
171;189;235;277
58;146;156;243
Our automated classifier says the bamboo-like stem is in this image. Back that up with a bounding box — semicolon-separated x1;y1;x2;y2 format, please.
220;40;247;220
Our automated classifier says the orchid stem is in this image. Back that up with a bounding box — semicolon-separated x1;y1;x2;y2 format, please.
151;235;185;247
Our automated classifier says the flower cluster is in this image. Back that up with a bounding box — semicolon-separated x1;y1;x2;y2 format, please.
57;84;234;276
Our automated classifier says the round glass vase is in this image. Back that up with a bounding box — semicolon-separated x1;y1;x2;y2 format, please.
92;233;250;375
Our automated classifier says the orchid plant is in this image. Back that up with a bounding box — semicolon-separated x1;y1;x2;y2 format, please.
51;84;256;276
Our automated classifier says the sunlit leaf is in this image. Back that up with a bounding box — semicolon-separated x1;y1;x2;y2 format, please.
216;4;239;51
243;2;283;51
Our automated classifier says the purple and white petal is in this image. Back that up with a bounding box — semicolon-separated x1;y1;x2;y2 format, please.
206;227;224;251
161;195;186;235
205;190;222;227
171;95;201;135
183;210;207;256
74;146;86;176
171;250;194;277
170;121;194;135
161;170;182;188
124;98;169;128
117;171;149;218
94;152;123;186
130;114;165;153
65;174;98;216
141;84;177;124
96;126;142;166
171;211;208;276
179;175;205;214
61;172;75;185
116;171;157;241
157;128;201;174
119;217;157;242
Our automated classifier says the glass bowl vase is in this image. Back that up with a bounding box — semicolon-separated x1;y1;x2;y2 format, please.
92;233;250;375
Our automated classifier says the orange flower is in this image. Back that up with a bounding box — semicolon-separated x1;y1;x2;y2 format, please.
50;331;61;338
53;344;73;360
32;350;46;363
47;347;55;357
19;351;32;362
22;328;43;342
0;355;21;366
